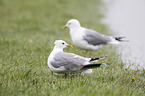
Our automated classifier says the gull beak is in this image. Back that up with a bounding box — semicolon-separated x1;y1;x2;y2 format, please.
62;25;67;30
67;45;73;48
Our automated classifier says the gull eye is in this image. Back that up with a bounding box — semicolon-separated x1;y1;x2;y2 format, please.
62;43;65;45
68;23;71;25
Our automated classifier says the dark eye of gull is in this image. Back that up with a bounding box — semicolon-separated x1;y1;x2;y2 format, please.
69;23;71;25
62;43;65;45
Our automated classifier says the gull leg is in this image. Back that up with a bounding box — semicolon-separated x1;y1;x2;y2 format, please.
69;71;70;76
64;72;71;78
69;71;71;79
85;50;88;54
64;73;68;78
51;71;54;77
83;50;88;55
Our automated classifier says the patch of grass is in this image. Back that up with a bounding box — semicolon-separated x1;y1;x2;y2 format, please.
0;0;144;96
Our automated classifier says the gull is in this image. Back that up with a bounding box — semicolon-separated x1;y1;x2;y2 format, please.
47;40;109;74
62;19;127;51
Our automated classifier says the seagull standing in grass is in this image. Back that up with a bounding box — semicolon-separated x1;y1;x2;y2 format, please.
62;19;127;51
48;40;109;74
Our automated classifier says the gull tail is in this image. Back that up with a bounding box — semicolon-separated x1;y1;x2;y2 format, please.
89;56;107;62
81;63;110;70
114;36;129;42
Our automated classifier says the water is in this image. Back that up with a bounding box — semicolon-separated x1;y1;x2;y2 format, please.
102;0;145;69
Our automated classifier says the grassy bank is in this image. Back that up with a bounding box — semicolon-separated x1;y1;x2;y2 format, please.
0;0;144;96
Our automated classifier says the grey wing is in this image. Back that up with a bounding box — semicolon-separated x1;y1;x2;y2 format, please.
83;28;111;45
51;52;86;70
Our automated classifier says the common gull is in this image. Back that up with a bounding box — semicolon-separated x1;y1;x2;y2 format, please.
62;19;127;50
47;40;109;74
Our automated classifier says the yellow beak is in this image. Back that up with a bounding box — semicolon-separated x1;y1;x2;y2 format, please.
62;25;67;30
67;45;73;48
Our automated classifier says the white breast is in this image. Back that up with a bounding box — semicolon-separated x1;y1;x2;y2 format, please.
70;28;87;48
47;51;56;71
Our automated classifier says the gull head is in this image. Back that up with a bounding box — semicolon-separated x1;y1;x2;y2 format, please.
54;40;72;49
62;19;81;30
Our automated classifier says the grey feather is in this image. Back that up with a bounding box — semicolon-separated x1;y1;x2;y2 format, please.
83;28;111;45
51;52;86;70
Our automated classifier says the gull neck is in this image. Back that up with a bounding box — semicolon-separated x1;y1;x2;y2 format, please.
53;46;64;52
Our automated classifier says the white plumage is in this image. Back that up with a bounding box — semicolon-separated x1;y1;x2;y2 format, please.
62;19;126;51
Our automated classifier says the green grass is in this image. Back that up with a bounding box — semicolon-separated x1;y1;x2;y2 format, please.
0;0;144;96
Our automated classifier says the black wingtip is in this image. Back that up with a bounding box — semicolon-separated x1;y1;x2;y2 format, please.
81;63;110;70
114;36;129;42
90;56;107;61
